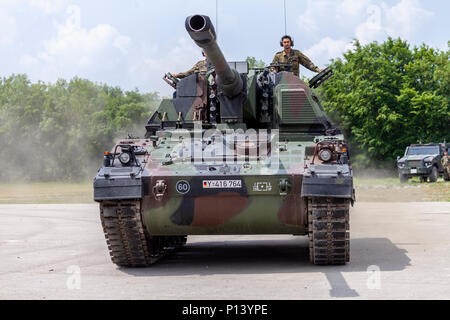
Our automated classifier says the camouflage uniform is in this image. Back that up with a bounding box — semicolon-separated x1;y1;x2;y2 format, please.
442;154;449;177
176;59;208;79
272;49;320;77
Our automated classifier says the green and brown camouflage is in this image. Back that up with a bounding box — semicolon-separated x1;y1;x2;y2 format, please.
442;153;450;181
272;49;320;77
93;15;355;267
175;59;208;79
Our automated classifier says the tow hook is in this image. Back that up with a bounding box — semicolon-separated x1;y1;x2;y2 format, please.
153;180;168;201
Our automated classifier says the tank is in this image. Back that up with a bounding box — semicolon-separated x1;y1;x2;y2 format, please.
93;15;355;267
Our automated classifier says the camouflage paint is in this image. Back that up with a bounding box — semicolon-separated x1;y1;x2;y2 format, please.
93;14;353;267
95;14;351;238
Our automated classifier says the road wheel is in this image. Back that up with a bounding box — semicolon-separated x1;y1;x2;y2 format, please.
399;174;408;183
428;166;438;183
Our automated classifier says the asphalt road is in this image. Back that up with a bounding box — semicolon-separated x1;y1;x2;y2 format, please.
0;202;449;300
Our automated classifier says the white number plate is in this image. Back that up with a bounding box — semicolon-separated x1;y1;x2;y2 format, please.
410;169;417;174
203;180;242;189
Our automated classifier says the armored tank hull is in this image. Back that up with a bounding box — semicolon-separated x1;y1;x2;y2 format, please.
93;15;355;266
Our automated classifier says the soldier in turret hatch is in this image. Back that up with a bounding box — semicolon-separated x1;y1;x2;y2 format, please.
272;35;323;77
173;50;209;79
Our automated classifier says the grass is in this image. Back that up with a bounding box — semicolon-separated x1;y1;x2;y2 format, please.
0;177;448;204
354;177;450;202
0;181;94;204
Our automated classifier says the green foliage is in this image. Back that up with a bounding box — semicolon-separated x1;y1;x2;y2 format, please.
246;56;266;68
0;75;160;182
319;38;450;167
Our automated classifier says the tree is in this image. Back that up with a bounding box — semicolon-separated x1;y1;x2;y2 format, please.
246;56;266;68
319;38;450;167
0;75;161;182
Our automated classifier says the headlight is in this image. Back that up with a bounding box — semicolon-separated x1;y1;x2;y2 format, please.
318;149;332;162
425;162;432;167
118;152;131;165
398;162;405;169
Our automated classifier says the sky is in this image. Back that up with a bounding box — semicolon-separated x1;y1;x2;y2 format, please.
0;0;448;97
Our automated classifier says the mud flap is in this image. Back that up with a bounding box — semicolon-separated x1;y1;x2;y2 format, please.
94;167;144;201
301;164;354;200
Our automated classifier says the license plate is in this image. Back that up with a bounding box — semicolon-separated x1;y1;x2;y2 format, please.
203;180;242;189
411;169;417;174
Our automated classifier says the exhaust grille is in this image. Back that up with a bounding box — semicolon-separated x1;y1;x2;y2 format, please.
279;88;319;124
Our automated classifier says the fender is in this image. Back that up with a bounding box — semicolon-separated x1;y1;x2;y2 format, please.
301;164;355;201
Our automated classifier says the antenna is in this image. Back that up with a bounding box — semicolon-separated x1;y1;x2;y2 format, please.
216;0;219;37
284;0;287;34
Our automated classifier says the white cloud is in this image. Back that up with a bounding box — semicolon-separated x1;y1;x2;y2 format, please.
383;0;434;39
336;0;373;19
0;0;19;8
114;36;132;54
22;5;133;79
297;0;336;34
297;0;435;80
353;0;434;45
354;23;386;45
299;0;435;49
128;37;201;96
15;2;190;95
354;4;387;45
297;0;374;36
438;40;449;52
304;37;354;66
0;0;18;46
0;11;16;45
19;54;39;66
0;0;67;46
28;0;68;14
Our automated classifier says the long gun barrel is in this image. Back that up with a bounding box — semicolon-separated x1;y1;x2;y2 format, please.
185;15;243;97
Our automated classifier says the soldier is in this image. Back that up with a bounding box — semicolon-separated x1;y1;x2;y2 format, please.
173;50;209;79
272;35;323;77
442;151;449;179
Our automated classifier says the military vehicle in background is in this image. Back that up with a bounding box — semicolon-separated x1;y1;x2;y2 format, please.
93;15;355;267
397;142;450;183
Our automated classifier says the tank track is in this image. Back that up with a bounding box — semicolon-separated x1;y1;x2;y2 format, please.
100;200;187;267
308;197;350;265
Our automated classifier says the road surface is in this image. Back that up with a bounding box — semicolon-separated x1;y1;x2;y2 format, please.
0;202;449;299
